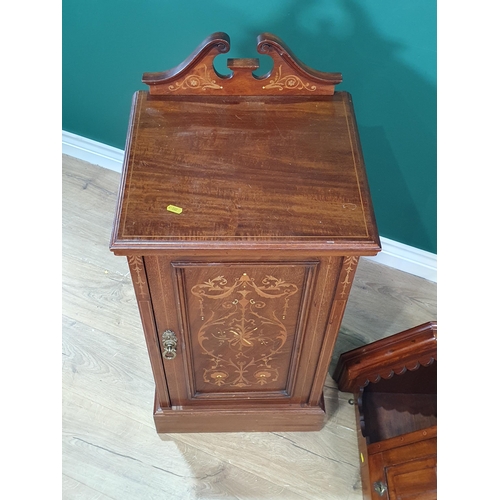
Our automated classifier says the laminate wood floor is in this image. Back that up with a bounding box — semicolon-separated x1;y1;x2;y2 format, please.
62;155;437;500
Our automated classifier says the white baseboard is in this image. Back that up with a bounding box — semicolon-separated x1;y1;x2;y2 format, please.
365;238;436;282
62;130;437;282
62;131;124;173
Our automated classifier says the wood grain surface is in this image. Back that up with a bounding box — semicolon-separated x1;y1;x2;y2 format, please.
110;91;379;254
62;155;436;499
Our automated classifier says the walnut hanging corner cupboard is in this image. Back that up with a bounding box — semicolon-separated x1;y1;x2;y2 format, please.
110;32;381;433
333;322;437;499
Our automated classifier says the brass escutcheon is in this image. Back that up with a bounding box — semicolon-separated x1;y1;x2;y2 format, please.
162;330;177;360
373;482;387;496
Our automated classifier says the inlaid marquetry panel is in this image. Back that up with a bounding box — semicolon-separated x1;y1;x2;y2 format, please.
173;262;318;398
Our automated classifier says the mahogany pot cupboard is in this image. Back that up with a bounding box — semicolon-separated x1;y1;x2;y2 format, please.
110;33;381;433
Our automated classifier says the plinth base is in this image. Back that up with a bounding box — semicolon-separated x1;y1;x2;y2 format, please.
153;392;327;433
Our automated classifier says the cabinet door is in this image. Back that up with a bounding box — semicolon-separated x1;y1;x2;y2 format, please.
368;431;437;500
385;456;437;500
146;258;336;407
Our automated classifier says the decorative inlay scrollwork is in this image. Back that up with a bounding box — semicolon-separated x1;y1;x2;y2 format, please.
263;65;316;92
167;64;223;92
338;256;358;299
191;272;299;388
128;256;147;298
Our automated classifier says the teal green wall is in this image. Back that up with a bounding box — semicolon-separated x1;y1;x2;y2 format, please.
63;0;436;253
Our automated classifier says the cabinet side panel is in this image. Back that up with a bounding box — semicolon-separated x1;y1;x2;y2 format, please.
354;403;372;500
127;256;171;408
309;256;360;405
294;256;343;404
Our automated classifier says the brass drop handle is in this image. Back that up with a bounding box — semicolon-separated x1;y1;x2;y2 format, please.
373;481;387;496
162;330;177;360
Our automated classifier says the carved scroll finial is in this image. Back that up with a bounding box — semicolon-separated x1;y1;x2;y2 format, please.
257;33;342;89
142;32;342;96
142;32;230;94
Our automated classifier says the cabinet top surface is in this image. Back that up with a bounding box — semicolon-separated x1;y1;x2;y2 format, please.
111;91;380;252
